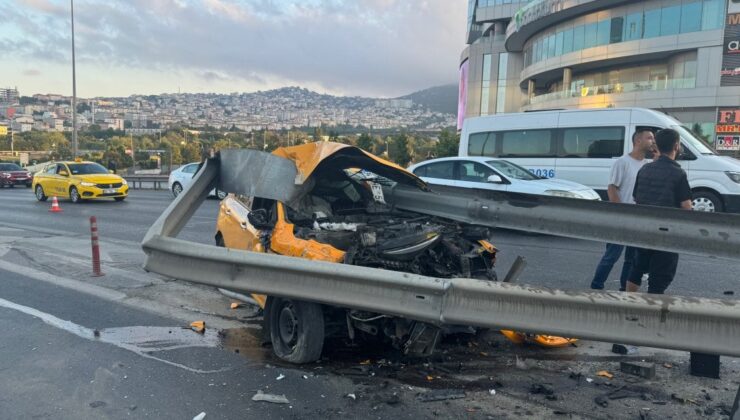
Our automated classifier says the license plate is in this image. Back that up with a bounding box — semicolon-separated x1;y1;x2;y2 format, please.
104;188;116;194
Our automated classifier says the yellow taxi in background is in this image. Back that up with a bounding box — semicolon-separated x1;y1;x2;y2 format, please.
33;160;129;203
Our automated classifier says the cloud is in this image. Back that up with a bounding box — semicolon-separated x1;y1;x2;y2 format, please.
22;69;41;76
0;0;466;97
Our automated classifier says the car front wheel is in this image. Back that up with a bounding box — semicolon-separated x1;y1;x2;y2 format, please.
35;185;48;202
70;186;82;204
692;191;723;213
266;297;325;364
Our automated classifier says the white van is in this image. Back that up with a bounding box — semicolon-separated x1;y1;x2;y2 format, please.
459;108;740;213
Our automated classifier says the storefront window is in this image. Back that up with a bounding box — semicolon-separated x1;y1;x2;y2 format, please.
522;1;720;69
610;17;624;43
643;8;661;38
623;12;643;41
573;25;584;51
562;28;573;53
597;20;611;45
680;2;702;33
660;5;680;36
701;0;724;30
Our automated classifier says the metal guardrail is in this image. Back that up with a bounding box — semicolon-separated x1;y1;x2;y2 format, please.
142;152;740;357
386;184;740;261
124;175;168;190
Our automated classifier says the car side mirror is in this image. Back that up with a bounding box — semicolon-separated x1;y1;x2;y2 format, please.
58;170;69;177
247;209;274;229
487;174;503;183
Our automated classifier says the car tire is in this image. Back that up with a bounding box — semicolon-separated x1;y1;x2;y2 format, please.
265;297;325;364
35;185;48;202
692;190;723;213
172;182;183;198
114;197;126;202
216;189;227;200
70;186;82;204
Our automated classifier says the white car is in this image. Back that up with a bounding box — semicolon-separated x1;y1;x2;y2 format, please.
407;157;601;200
168;162;226;199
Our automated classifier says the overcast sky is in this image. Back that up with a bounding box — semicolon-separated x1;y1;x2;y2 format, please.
0;0;467;98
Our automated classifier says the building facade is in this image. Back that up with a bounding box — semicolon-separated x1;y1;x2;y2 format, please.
460;0;740;151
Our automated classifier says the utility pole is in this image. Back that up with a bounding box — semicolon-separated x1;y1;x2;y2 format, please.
70;0;78;158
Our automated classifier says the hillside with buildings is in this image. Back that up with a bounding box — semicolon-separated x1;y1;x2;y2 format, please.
0;86;456;135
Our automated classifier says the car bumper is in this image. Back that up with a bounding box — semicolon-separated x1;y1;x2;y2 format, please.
1;178;32;185
722;194;740;213
79;185;129;199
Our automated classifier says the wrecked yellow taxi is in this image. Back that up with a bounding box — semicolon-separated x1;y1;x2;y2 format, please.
215;142;570;363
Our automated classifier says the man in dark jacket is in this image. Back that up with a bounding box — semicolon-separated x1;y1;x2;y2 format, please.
625;128;692;294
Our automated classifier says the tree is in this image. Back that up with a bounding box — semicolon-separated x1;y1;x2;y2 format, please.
435;129;459;158
356;133;373;152
388;133;412;166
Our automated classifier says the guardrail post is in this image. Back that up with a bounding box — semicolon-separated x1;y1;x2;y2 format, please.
90;216;104;277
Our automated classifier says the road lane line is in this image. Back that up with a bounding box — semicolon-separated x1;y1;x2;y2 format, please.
0;296;230;374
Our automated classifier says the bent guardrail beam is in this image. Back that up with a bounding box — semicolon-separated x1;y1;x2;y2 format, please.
142;152;740;357
143;236;740;357
386;184;740;261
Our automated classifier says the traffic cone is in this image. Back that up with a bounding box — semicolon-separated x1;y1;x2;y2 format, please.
49;196;62;213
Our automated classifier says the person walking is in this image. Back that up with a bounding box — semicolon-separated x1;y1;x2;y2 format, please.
589;128;655;291
625;128;692;294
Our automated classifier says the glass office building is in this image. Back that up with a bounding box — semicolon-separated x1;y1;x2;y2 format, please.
460;0;740;146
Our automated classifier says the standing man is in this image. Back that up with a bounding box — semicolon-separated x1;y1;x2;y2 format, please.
625;128;692;294
590;128;655;291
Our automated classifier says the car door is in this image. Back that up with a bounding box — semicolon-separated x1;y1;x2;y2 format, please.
38;164;58;193
411;160;457;187
55;163;73;197
455;160;508;192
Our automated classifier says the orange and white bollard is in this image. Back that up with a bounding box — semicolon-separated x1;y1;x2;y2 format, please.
90;216;104;277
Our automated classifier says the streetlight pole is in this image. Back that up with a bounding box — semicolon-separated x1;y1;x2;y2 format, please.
70;0;78;158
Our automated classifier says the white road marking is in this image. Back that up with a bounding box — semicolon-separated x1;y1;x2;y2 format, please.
0;296;229;374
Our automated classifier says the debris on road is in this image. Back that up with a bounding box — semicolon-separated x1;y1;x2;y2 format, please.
671;393;698;405
190;321;206;334
611;344;639;355
346;393;356;400
489;389;496;396
620;361;656;379
276;374;285;381
596;370;613;379
192;412;206;420
230;302;244;309
251;390;290;404
417;389;466;402
530;383;554;396
595;395;608;407
723;290;734;295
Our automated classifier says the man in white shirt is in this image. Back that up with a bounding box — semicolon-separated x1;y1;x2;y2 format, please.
589;128;656;291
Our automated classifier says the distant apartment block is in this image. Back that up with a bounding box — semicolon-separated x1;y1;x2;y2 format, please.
0;87;19;105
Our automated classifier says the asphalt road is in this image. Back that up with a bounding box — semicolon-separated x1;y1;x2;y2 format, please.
0;266;374;419
1;187;737;298
2;187;739;419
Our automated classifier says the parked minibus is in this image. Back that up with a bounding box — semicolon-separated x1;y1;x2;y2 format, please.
459;108;740;212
